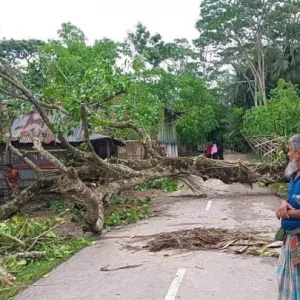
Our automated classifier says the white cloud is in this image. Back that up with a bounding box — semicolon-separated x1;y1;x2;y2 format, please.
0;0;201;43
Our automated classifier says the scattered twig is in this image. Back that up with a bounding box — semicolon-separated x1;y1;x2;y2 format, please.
220;239;239;249
12;251;46;259
0;231;25;248
100;264;143;272
234;246;249;254
17;219;29;239
26;223;64;252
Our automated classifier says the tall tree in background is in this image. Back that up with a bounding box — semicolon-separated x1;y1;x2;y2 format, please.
0;39;44;64
195;0;300;106
123;23;200;71
121;24;217;147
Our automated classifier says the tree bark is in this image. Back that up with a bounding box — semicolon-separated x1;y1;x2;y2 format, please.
0;155;286;232
56;169;105;233
0;178;54;220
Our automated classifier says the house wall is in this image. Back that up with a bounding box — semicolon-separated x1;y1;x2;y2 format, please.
0;143;65;191
157;115;179;157
0;139;120;191
117;140;145;160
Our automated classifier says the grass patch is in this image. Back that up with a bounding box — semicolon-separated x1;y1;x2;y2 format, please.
104;197;152;228
135;178;178;192
37;197;73;212
0;217;92;300
268;182;288;195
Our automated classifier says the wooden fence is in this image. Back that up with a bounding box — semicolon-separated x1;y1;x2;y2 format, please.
244;135;286;161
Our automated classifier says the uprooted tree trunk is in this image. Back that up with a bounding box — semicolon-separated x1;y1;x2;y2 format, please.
0;150;286;233
0;58;287;233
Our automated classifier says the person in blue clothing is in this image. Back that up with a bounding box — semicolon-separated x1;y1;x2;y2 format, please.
276;134;300;299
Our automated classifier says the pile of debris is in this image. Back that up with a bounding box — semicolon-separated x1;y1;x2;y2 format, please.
145;227;280;257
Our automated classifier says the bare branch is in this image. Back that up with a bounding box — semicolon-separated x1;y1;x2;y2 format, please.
79;104;143;177
37;101;68;114
81;104;97;154
107;121;161;159
108;157;156;170
91;90;126;109
30;135;68;172
0;87;28;101
0;59;83;156
0;231;25;247
8;143;41;174
19;149;68;155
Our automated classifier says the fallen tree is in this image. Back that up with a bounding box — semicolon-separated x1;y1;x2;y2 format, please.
0;59;287;233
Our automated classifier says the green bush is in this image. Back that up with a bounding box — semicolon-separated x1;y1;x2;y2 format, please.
243;80;300;136
268;183;288;195
38;197;73;212
135;178;178;192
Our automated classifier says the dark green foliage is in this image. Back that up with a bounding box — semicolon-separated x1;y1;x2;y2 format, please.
104;197;152;228
135;178;178;192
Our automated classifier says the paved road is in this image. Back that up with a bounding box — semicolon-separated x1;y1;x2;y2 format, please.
16;181;281;300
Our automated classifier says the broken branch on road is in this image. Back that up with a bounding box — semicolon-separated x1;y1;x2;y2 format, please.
100;264;143;272
142;227;279;258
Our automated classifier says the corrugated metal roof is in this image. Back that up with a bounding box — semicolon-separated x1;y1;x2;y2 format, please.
11;112;57;144
11;112;124;145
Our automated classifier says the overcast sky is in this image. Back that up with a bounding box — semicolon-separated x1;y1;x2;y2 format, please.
1;0;201;43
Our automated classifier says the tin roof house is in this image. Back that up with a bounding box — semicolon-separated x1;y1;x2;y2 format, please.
0;111;124;191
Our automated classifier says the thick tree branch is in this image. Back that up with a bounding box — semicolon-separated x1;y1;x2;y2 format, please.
27;134;105;232
108;157;157;170
103;168;178;195
19;149;68;155
0;180;54;220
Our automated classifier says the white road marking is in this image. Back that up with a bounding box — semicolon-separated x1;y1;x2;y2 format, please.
164;268;187;300
205;200;213;211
